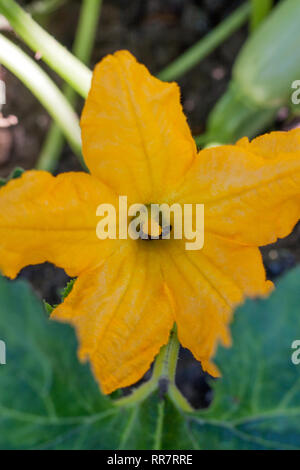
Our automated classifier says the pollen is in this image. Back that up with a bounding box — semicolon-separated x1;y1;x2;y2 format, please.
141;219;162;239
138;207;163;240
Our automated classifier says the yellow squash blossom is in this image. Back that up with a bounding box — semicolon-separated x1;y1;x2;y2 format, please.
0;51;300;394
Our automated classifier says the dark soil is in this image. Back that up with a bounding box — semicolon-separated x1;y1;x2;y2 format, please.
1;0;299;409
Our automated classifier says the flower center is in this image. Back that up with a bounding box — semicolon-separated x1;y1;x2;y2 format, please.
131;205;172;241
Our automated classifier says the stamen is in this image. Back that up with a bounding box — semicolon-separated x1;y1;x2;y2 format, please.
141;220;162;239
133;204;172;241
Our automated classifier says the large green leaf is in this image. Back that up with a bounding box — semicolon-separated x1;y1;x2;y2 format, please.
190;266;300;450
0;267;299;449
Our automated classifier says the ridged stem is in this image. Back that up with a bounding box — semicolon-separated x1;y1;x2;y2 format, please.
0;0;92;97
250;0;273;32
158;3;250;81
0;34;83;163
36;0;102;171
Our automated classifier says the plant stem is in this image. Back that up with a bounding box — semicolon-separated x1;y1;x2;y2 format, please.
164;329;194;413
250;0;273;32
114;327;180;408
154;328;193;412
112;375;157;408
36;0;101;172
154;327;180;383
0;0;92;97
168;384;193;413
72;0;101;63
158;3;250;82
28;0;68;17
113;327;193;412
0;34;85;164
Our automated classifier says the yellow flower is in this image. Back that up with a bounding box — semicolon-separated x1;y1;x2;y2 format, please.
0;51;300;394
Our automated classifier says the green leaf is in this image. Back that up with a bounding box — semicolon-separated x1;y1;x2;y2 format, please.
0;267;300;449
0;167;24;187
190;266;300;450
43;300;54;316
60;278;76;301
0;276;181;450
43;279;76;315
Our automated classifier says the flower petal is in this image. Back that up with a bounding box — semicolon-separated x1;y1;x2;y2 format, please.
174;140;300;246
81;50;196;203
237;128;300;159
0;170;119;278
162;235;272;376
51;244;174;394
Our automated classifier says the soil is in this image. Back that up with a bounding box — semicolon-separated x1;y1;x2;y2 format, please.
0;0;298;409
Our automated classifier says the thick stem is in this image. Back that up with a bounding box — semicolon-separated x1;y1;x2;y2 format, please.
154;327;180;384
114;327;180;408
72;0;102;63
158;3;250;82
114;327;193;412
0;0;92;97
0;34;85;165
168;384;194;413
28;0;68;17
36;0;102;172
250;0;273;32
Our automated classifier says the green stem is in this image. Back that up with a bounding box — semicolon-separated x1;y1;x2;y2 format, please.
0;0;92;97
250;0;273;32
113;327;193;412
164;330;194;413
168;384;193;413
72;0;101;63
155;327;180;382
0;34;85;164
114;327;180;408
36;0;102;172
28;0;68;17
112;376;157;408
158;3;250;82
36;122;69;172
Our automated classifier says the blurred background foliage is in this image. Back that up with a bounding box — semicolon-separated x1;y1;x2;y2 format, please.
0;0;300;449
